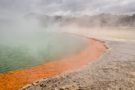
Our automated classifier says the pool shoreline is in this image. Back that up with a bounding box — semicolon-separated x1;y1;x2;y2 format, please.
0;37;107;90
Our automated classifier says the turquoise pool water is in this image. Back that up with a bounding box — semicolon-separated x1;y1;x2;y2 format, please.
0;32;89;73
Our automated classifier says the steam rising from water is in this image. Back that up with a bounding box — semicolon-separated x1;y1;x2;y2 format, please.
0;0;135;73
0;15;90;73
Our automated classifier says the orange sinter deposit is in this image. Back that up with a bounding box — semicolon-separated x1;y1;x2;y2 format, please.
0;39;107;90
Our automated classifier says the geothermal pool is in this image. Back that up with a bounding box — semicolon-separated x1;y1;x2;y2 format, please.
0;32;89;73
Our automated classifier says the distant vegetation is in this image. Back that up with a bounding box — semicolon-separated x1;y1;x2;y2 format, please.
35;13;135;27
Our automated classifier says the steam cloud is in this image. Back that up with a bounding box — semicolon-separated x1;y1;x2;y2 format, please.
0;0;135;36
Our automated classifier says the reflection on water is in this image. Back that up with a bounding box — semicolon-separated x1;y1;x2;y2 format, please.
0;32;89;73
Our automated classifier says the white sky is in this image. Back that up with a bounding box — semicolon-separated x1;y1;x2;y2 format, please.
0;0;135;16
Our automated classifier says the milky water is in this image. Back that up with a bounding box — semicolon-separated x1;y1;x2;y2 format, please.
0;32;89;73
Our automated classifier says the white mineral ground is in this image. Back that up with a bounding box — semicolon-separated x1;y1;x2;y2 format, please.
20;26;135;90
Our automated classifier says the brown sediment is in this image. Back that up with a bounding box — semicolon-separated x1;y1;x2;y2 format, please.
0;39;106;90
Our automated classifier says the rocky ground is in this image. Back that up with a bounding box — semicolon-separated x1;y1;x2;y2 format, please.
20;40;135;90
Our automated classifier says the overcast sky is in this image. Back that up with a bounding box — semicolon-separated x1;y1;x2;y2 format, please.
0;0;135;16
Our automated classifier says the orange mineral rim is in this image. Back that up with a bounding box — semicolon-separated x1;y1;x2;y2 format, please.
0;38;107;90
